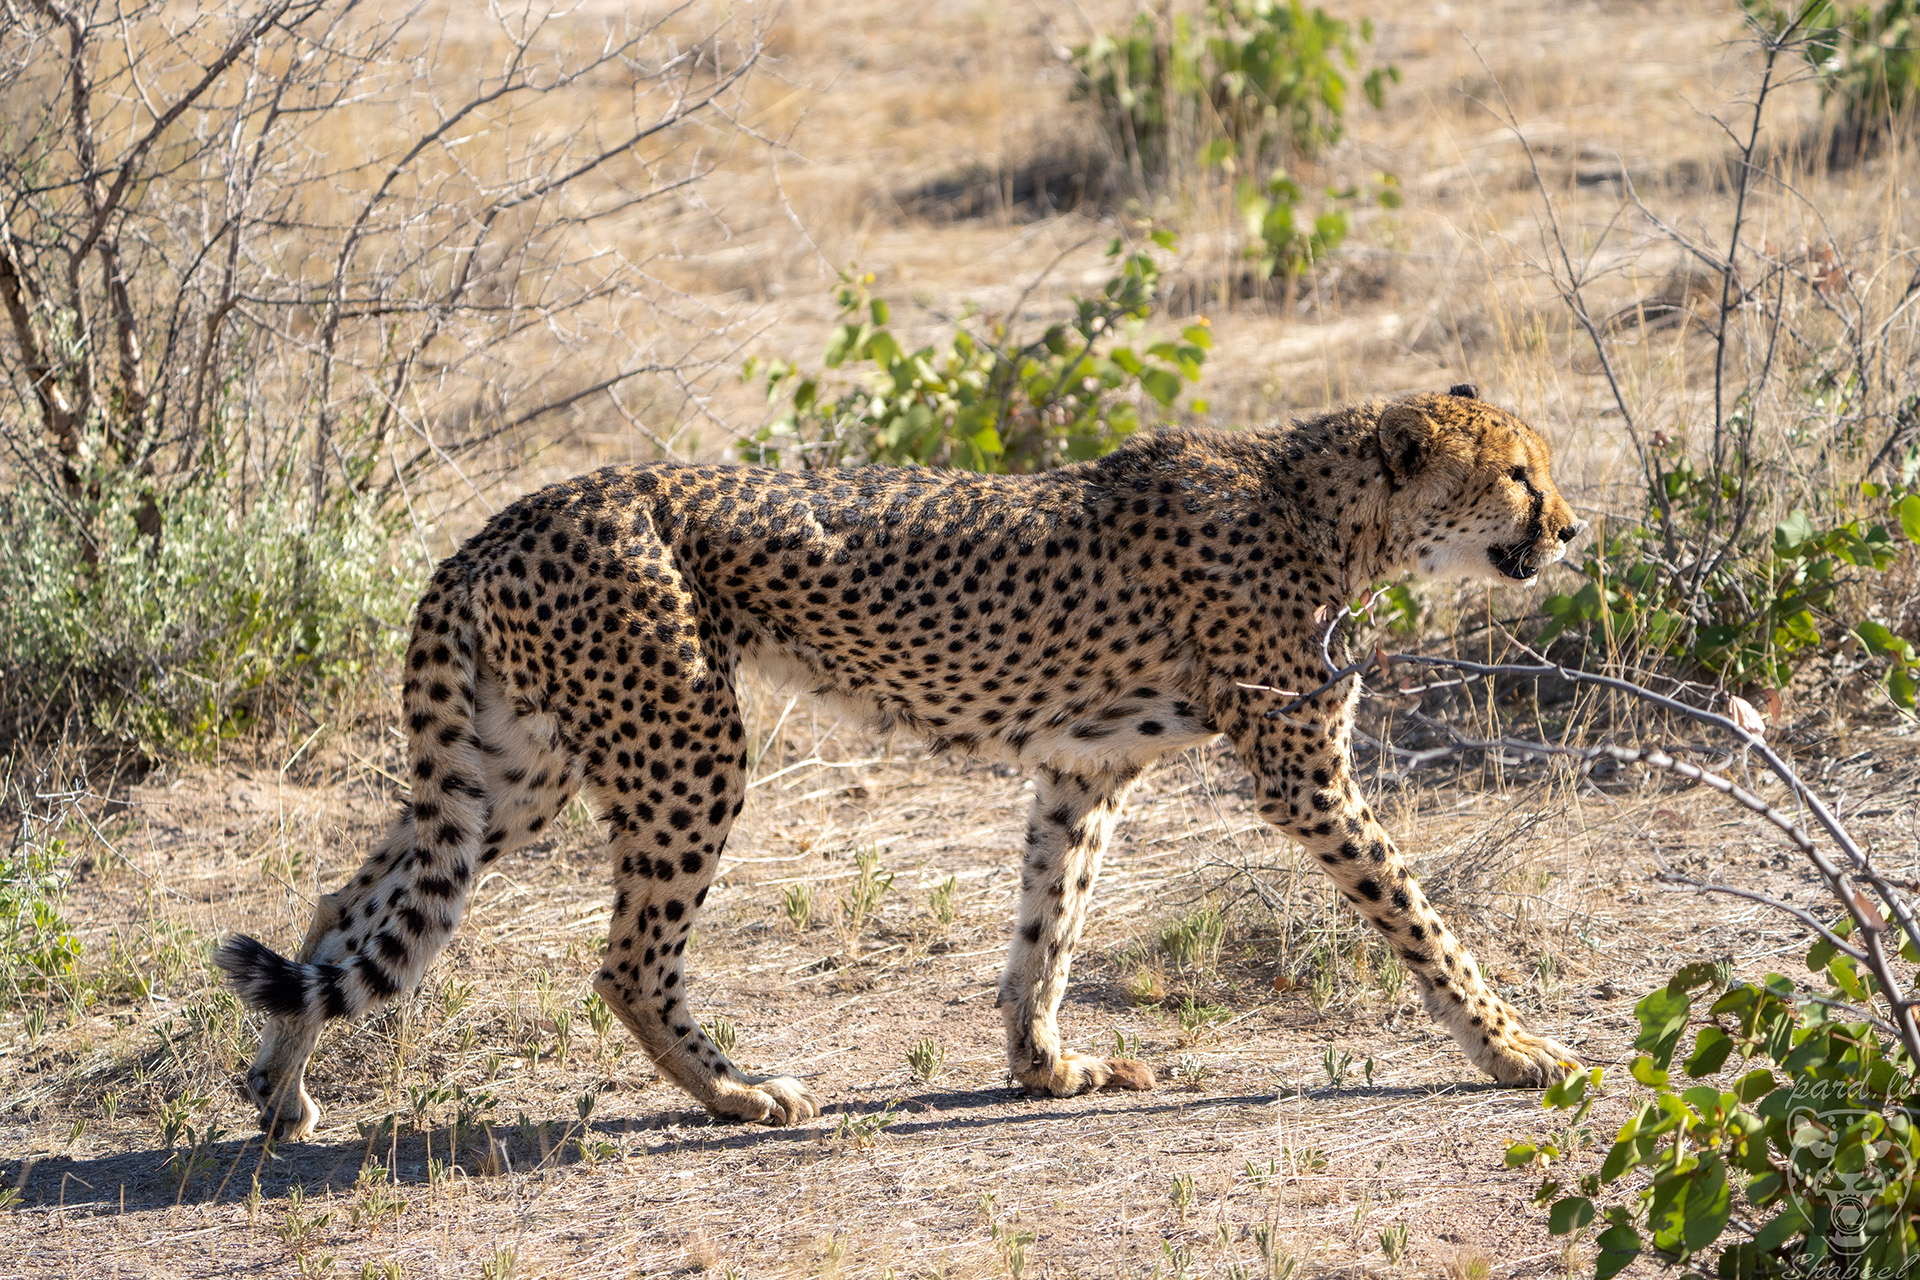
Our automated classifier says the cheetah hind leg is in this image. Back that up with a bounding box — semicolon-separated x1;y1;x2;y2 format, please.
587;711;817;1125
999;767;1155;1098
589;970;819;1124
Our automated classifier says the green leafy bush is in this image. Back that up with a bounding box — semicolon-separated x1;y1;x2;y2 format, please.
1539;440;1920;707
740;235;1209;472
1510;934;1920;1276
1742;0;1920;143
1071;0;1399;285
0;830;82;1004
1073;0;1393;176
0;464;416;757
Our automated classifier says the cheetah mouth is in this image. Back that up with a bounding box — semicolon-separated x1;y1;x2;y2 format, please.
1487;544;1538;581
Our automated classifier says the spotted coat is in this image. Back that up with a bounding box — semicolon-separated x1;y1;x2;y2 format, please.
218;388;1586;1136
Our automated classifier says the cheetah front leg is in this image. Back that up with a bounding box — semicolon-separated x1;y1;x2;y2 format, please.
1228;694;1577;1088
998;765;1156;1097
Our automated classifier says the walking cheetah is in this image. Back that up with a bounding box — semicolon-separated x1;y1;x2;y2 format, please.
217;385;1586;1137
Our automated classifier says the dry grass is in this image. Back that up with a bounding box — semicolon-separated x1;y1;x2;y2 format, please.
4;0;1919;1275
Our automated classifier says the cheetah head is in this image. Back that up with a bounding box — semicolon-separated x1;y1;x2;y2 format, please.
1378;385;1585;585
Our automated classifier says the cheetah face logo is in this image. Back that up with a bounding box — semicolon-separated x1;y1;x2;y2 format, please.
1379;390;1585;586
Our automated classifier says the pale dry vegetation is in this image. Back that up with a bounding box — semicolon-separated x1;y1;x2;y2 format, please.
2;0;1917;1276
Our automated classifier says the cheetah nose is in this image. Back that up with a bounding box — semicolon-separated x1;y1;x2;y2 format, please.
1559;520;1587;544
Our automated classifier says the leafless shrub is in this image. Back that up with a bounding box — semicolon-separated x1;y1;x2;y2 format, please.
0;0;767;750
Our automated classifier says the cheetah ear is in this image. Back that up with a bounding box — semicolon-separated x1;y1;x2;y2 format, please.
1376;404;1434;483
1447;382;1479;400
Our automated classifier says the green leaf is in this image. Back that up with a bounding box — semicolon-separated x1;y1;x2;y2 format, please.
1593;1223;1641;1280
1855;620;1915;660
1181;323;1213;350
1682;1157;1732;1253
1684;1026;1735;1078
865;330;903;370
1775;509;1816;554
1198;138;1235;169
1139;368;1183;407
1543;1067;1595;1109
1891;664;1917;709
1504;1142;1537;1168
1633;985;1693;1069
1547;1196;1594;1236
1630;1055;1669;1088
1750;1203;1806;1251
822;323;860;368
869;297;890;326
1897;492;1920;542
1149;228;1177;250
1781;609;1822;645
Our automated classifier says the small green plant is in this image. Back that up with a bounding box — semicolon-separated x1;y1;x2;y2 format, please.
480;1247;517;1280
0;828;83;1003
1320;1044;1352;1087
781;882;814;931
839;848;895;935
1509;932;1920;1276
928;875;958;927
359;1262;404;1280
1174;995;1230;1042
1245;1157;1279;1189
1306;944;1340;1014
703;1019;738;1055
1159;906;1226;975
582;991;615;1043
990;1219;1037;1280
742;237;1207;473
277;1182;334;1256
906;1036;945;1082
347;1163;409;1233
1252;1224;1300;1279
1374;949;1405;1004
1378;1222;1410;1265
439;978;474;1020
1170;1171;1198;1216
831;1105;898;1148
1123;963;1167;1007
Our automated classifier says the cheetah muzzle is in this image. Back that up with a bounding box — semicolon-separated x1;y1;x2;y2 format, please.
217;389;1588;1133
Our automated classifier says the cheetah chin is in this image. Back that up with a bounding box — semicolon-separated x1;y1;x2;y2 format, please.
218;384;1586;1133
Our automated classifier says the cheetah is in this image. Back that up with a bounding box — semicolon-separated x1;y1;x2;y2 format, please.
217;385;1587;1137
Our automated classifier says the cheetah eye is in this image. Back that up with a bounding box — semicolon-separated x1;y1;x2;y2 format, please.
1509;467;1528;484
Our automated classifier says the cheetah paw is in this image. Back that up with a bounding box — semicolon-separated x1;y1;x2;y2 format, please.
710;1074;820;1125
1018;1050;1157;1097
1480;1029;1580;1089
247;1069;320;1143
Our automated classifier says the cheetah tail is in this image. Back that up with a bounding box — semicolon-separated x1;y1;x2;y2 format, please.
213;934;348;1021
217;559;489;1026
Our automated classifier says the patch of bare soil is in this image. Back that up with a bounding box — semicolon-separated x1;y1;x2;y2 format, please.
5;691;1918;1277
